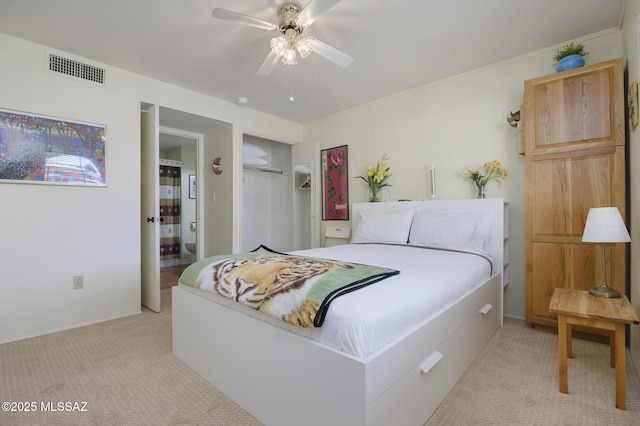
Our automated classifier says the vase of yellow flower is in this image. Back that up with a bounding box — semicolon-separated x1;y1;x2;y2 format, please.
477;184;487;199
357;154;391;202
463;160;507;198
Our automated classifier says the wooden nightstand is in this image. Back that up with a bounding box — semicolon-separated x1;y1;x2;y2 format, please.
549;288;639;409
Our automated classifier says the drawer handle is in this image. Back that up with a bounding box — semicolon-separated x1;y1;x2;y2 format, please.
419;351;443;374
479;304;493;315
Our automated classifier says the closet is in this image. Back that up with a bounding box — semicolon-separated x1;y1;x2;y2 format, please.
242;135;293;252
523;58;627;329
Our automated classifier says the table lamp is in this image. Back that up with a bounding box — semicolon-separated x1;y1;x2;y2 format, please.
582;207;631;298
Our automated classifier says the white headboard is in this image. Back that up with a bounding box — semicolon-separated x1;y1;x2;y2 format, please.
351;199;504;281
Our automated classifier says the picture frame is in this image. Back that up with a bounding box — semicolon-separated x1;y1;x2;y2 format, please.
0;108;106;186
321;145;349;220
189;174;196;199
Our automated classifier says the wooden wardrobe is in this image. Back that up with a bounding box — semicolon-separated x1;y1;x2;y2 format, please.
523;58;627;329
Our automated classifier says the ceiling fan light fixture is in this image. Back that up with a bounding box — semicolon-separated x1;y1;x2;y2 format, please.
271;35;299;66
212;1;352;75
270;36;287;57
282;47;298;66
296;37;314;58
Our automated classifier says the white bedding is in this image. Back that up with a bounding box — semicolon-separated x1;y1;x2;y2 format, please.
179;243;492;359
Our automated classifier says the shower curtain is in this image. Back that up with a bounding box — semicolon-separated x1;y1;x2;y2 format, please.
159;165;181;267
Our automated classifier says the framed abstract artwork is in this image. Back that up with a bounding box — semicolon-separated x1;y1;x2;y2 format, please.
189;174;196;199
321;145;349;220
0;108;106;186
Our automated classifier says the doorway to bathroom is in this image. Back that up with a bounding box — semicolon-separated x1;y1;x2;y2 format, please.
141;103;230;312
158;130;197;287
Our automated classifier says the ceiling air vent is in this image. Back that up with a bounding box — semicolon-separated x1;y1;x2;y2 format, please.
49;54;105;84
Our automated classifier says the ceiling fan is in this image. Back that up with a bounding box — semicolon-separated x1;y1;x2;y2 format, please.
212;0;353;75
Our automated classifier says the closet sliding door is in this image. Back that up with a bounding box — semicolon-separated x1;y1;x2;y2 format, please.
292;141;320;250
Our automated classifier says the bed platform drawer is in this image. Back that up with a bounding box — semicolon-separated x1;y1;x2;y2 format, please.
367;274;500;426
464;301;499;364
369;324;465;426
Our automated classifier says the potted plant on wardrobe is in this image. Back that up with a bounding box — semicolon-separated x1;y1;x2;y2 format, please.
554;42;588;72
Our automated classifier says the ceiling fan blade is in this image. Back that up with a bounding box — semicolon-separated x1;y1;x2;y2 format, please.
297;0;340;27
256;50;280;76
310;38;353;68
211;8;278;31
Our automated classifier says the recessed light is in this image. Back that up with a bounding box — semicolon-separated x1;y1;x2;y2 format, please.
289;96;295;102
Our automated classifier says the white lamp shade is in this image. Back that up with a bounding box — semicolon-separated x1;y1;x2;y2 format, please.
582;207;631;243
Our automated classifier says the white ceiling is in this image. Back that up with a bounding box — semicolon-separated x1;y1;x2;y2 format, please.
0;0;625;124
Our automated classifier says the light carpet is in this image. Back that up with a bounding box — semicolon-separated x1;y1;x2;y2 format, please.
1;290;260;426
1;289;639;425
427;316;640;425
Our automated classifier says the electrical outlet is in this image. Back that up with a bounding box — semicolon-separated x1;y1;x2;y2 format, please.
73;275;83;290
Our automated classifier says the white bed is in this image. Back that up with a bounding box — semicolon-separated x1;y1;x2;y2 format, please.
172;199;504;426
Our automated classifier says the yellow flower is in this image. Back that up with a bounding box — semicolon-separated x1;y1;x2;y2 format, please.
463;160;507;186
357;154;392;200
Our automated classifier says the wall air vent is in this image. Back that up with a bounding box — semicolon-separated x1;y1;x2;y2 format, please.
48;54;105;84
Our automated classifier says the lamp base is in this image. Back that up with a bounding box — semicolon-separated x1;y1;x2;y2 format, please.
588;283;622;299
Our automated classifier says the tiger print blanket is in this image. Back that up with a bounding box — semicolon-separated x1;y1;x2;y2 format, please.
178;245;399;327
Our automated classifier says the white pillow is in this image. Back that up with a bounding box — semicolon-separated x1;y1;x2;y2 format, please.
243;143;267;158
243;156;269;166
350;208;415;245
409;208;493;253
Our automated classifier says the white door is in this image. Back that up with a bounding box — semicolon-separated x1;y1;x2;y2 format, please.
140;105;161;312
292;141;320;249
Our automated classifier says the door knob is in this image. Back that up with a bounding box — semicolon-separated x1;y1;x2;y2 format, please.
146;217;154;223
159;217;165;222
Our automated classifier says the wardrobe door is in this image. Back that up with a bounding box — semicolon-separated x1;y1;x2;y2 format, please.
524;59;626;327
524;59;623;156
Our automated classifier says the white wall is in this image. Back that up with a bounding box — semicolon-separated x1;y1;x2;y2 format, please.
621;0;640;373
303;29;624;320
0;32;301;343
